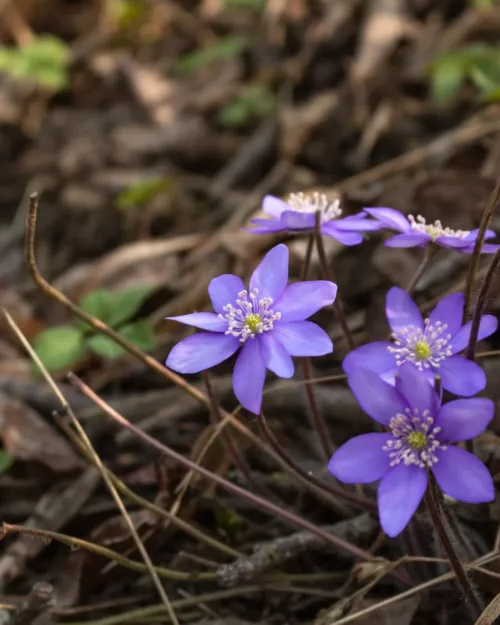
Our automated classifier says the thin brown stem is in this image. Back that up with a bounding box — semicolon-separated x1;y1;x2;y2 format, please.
67;372;391;569
23;192;307;480
300;235;334;461
55;414;242;559
3;311;180;625
0;524;215;582
301;234;314;281
406;245;436;295
463;179;500;323
426;476;483;621
314;211;355;350
302;358;333;460
202;370;265;495
255;412;376;512
466;248;500;362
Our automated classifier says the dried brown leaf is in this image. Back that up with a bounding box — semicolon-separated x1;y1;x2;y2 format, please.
0;393;83;472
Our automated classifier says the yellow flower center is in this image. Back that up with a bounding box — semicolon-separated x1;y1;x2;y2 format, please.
414;340;431;360
244;314;262;332
407;431;427;450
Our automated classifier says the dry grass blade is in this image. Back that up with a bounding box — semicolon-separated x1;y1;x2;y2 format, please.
66;372;396;570
3;310;180;625
475;593;500;625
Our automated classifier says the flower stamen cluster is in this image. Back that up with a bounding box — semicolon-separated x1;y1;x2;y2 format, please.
219;289;281;342
408;215;470;240
383;408;445;468
388;318;453;369
287;192;342;223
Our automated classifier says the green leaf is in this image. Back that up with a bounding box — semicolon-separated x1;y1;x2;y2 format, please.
86;321;156;359
33;326;86;373
0;451;13;474
218;100;251;126
470;56;500;96
77;290;115;331
484;87;500;101
429;55;467;105
119;321;156;352
0;36;70;92
86;334;126;359
107;286;154;328
116;177;175;210
218;83;276;127
215;506;244;541
176;36;248;75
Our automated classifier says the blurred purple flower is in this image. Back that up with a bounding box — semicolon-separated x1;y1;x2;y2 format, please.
246;192;382;246
343;287;497;397
166;244;336;414
364;207;499;253
328;364;494;537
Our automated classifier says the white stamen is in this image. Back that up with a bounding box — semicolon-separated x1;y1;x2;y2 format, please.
287;192;342;223
408;214;470;240
218;288;281;343
388;318;453;370
382;408;446;468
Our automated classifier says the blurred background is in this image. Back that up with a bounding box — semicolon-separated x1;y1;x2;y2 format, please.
0;0;500;621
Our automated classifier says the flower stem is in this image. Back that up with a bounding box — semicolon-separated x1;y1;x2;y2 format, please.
463;180;500;324
255;411;376;512
465;248;500;362
425;475;483;620
406;245;436;295
314;211;355;350
202;370;267;495
301;358;333;460
300;234;334;461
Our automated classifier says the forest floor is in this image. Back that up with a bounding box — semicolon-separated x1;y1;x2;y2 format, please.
1;1;500;624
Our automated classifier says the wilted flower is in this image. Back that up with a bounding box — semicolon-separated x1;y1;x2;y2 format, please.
343;287;497;396
364;207;499;253
166;244;336;414
246;193;382;245
328;364;494;537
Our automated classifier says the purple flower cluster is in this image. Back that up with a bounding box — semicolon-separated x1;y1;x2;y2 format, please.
365;207;500;253
166;244;336;414
329;364;494;537
344;287;497;396
247;193;382;245
166;190;498;538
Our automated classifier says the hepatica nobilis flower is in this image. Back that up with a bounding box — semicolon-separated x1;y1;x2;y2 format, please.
329;364;495;537
343;287;497;396
364;207;499;253
247;192;382;245
166;244;336;414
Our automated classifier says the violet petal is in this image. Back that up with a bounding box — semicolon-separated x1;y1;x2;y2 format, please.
328;433;391;483
432;446;494;503
378;465;427;537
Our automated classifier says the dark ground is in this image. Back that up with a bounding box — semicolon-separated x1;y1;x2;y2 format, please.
1;1;500;624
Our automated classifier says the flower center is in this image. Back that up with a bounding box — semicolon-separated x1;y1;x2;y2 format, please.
287;192;342;223
383;408;446;468
408;214;469;240
414;340;431;360
244;313;262;332
407;430;427;449
387;318;453;370
219;289;281;343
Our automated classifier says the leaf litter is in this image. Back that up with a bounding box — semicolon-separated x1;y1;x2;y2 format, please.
1;1;500;624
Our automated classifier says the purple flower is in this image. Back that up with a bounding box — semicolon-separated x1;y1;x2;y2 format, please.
329;364;494;537
343;287;497;397
364;207;499;253
246;192;382;246
166;244;336;414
